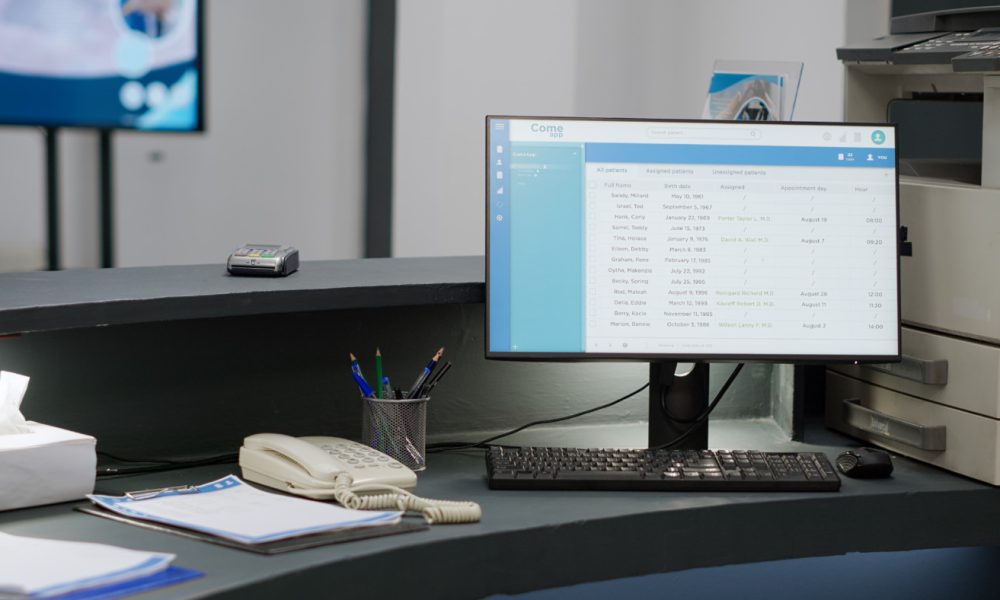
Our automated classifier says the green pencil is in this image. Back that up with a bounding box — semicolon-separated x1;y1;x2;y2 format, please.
375;348;383;399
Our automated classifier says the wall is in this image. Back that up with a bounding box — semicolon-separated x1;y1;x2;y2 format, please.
390;0;890;430
393;0;581;258
0;0;889;270
0;0;367;270
0;129;45;271
393;0;889;258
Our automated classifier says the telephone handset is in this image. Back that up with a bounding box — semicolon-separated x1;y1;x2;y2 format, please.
239;433;480;524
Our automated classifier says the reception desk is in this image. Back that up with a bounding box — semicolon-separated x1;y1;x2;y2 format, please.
0;420;998;598
0;258;997;597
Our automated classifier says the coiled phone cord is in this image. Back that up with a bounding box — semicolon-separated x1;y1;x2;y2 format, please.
322;475;482;524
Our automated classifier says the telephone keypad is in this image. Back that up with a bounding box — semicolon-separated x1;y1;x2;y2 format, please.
321;440;410;472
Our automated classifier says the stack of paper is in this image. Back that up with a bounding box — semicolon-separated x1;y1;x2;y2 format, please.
0;532;177;598
87;475;401;545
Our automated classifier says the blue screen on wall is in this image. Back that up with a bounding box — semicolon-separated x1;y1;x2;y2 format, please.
0;0;203;131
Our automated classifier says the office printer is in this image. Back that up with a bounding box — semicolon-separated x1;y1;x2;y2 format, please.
826;2;1000;485
837;4;1000;71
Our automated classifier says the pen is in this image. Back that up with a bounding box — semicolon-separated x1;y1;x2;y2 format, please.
349;353;365;379
420;361;452;395
406;347;443;398
382;375;392;400
375;348;383;399
352;372;375;398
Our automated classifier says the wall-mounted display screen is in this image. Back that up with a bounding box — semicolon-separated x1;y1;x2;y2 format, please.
0;0;203;131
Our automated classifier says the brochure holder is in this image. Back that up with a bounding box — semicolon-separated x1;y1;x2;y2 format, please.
702;60;803;121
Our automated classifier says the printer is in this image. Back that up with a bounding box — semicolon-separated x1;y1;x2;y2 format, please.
825;2;1000;484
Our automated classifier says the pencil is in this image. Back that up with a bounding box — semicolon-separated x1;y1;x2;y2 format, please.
375;348;383;399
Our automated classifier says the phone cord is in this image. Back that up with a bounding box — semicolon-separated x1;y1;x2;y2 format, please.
332;476;481;525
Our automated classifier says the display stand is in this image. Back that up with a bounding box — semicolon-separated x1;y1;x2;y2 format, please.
647;361;710;449
43;127;60;271
41;127;116;270
99;129;114;268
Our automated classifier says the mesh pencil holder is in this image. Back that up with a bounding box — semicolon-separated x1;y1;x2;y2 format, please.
362;396;428;472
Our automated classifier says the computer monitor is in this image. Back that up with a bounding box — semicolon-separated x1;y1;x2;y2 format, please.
0;0;204;131
485;116;900;448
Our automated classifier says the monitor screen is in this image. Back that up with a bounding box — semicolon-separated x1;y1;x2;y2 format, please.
0;0;203;131
486;117;900;363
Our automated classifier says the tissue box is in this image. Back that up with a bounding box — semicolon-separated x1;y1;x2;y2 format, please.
0;422;96;511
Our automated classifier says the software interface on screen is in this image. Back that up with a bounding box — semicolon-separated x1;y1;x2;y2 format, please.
0;0;201;130
487;117;899;360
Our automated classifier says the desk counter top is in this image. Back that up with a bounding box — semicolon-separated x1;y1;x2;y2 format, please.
0;256;484;335
2;423;998;599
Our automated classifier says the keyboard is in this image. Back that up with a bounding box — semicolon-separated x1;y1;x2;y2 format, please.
486;446;841;492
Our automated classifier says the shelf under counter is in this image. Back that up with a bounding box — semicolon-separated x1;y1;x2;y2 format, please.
0;256;485;336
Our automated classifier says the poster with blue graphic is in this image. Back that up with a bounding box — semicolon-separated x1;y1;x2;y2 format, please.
0;0;202;131
702;61;803;122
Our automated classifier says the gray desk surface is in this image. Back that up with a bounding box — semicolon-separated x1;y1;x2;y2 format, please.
1;421;997;599
0;256;484;335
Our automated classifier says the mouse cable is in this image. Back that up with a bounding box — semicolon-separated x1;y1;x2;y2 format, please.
426;381;650;453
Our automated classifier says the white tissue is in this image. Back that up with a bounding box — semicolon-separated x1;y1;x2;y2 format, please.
0;371;31;434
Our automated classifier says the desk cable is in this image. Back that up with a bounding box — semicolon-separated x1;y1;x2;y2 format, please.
428;363;744;453
427;382;650;453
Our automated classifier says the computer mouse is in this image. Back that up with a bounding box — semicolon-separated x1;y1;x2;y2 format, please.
836;447;894;479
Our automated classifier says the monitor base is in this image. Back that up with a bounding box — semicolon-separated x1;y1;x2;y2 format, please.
648;361;710;450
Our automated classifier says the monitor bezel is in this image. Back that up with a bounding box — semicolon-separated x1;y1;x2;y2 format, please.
0;0;206;133
484;115;902;365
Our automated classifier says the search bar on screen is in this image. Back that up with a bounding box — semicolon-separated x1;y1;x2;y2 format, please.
647;127;761;141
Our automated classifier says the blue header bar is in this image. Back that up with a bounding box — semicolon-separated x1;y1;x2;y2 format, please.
584;143;894;168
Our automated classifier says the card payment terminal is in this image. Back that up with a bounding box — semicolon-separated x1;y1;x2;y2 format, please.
227;244;299;277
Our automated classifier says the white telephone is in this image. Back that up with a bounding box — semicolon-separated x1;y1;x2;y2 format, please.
239;433;480;524
240;433;417;492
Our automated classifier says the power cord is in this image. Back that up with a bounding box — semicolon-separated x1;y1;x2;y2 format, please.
428;363;745;453
96;450;238;478
427;382;650;452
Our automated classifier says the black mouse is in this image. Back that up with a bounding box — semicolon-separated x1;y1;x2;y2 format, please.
836;447;894;478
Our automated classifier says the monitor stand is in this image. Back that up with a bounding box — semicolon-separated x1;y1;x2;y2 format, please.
647;361;710;450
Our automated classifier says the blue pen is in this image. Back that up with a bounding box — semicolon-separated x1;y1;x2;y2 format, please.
349;353;365;379
382;375;392;400
406;347;443;398
352;372;375;398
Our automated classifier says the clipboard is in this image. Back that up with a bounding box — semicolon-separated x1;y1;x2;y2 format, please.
75;504;428;555
78;476;429;554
